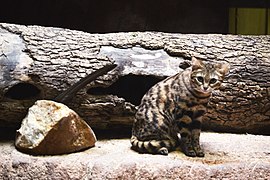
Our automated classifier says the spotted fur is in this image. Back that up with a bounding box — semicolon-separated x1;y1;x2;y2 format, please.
131;57;229;157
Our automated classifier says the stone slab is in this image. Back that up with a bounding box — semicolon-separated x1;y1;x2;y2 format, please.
1;132;270;179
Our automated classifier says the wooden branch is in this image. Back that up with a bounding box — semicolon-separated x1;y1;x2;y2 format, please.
0;23;269;134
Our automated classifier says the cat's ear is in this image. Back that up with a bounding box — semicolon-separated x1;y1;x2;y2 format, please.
191;57;204;70
215;63;230;75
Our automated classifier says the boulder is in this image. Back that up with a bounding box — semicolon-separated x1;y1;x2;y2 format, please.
15;100;96;155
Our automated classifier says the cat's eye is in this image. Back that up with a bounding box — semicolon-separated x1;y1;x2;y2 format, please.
210;78;217;84
196;76;204;83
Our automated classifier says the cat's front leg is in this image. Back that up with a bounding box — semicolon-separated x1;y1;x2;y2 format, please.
180;133;197;157
177;115;197;157
191;129;204;157
191;115;205;157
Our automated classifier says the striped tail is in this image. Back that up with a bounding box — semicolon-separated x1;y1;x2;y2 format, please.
130;135;176;155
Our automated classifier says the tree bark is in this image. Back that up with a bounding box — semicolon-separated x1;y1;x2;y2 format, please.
0;23;269;134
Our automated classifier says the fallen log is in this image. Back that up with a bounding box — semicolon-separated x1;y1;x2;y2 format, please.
0;23;269;134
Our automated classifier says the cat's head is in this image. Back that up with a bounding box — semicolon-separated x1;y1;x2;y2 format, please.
190;57;229;96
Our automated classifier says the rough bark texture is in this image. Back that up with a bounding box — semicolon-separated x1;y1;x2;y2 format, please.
1;133;270;179
0;23;270;134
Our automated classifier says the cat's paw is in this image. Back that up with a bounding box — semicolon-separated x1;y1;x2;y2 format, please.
158;147;169;155
181;143;196;157
193;146;205;157
196;151;205;157
184;149;197;157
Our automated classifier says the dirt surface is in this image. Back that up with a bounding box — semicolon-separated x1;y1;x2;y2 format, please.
0;132;270;179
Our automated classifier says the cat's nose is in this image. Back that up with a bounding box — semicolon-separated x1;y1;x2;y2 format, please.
203;86;208;91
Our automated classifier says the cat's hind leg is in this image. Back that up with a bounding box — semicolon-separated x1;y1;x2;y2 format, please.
130;136;176;155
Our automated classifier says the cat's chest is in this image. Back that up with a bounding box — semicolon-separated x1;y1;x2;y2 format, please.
165;83;208;119
173;94;207;111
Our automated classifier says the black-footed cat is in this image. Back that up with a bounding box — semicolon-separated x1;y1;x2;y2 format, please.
131;57;229;157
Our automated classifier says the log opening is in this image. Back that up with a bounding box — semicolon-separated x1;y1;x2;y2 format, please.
87;75;163;106
4;83;41;100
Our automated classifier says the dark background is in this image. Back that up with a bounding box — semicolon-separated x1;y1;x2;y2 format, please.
0;0;234;33
1;0;269;34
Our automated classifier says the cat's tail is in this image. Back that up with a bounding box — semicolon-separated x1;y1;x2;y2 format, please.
130;135;177;155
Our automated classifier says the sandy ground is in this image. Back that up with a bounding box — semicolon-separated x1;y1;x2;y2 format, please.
0;132;270;179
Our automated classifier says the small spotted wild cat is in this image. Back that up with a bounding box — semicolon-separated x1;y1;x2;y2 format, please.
131;57;229;157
